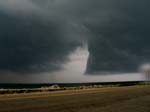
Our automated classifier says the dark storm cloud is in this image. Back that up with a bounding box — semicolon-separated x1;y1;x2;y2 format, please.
0;0;81;73
0;0;150;74
85;0;150;74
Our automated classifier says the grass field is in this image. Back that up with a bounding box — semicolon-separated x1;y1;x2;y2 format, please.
0;85;150;112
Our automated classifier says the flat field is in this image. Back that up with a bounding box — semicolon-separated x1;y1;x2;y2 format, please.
0;85;150;112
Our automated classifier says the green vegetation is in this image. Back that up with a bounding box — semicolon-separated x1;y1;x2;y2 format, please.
0;81;149;94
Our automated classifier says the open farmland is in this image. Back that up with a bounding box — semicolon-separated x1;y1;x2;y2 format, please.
0;85;150;112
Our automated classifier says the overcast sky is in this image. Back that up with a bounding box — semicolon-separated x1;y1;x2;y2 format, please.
0;0;149;83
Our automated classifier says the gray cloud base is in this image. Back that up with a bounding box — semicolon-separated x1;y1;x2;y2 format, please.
0;12;80;73
86;0;150;74
0;0;150;74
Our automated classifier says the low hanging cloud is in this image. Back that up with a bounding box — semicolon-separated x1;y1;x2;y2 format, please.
0;0;82;73
0;0;150;75
85;0;150;74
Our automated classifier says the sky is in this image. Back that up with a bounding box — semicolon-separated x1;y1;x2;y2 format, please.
0;0;150;83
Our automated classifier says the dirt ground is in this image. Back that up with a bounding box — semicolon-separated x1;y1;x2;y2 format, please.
0;85;150;112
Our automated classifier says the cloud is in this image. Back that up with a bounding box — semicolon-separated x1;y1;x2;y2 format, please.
0;0;149;75
0;0;42;16
0;0;82;73
85;0;150;74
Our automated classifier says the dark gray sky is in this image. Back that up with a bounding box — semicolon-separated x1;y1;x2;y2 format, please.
0;0;149;83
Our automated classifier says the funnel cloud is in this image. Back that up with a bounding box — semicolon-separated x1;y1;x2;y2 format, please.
0;0;149;82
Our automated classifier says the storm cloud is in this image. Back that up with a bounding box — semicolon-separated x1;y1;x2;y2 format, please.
0;0;82;73
85;0;150;74
0;0;150;75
